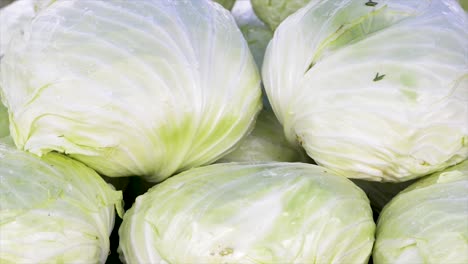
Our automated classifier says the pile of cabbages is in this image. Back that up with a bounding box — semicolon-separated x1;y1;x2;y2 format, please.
0;0;467;263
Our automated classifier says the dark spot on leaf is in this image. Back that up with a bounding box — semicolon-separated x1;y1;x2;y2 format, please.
296;135;304;146
365;1;378;7
373;72;385;82
219;248;234;256
419;160;430;166
306;61;315;73
336;24;344;32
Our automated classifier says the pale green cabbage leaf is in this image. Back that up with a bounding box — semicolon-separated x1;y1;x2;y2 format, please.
232;0;273;68
262;0;468;182
0;0;56;56
0;0;37;139
220;2;308;163
214;0;236;10
251;0;310;30
0;101;8;138
118;162;375;264
217;109;309;163
0;139;123;263
0;0;262;183
373;160;468;264
0;0;36;57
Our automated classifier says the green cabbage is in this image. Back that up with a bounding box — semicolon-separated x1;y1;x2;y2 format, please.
118;162;375;263
373;160;468;264
251;0;310;30
232;0;273;68
0;0;262;183
220;2;307;163
217;109;309;163
262;0;468;182
0;140;123;263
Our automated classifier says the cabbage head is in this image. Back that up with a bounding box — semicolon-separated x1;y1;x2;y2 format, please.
262;0;468;182
118;162;375;263
0;140;123;263
222;2;303;163
251;0;310;30
0;0;262;182
373;160;468;264
217;109;309;163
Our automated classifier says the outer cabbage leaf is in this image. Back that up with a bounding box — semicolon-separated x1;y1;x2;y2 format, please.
0;140;123;263
118;162;375;264
373;160;468;264
214;0;236;10
0;0;262;182
251;0;310;30
0;0;54;56
0;0;36;57
232;0;273;68
217;109;309;163
263;0;468;182
0;101;8;138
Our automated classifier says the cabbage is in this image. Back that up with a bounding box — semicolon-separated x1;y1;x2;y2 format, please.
118;162;375;263
0;140;123;263
0;0;262;183
262;0;468;182
219;2;307;163
251;0;310;30
232;0;273;68
373;160;468;264
217;109;309;163
0;0;37;139
214;0;236;10
0;101;8;138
